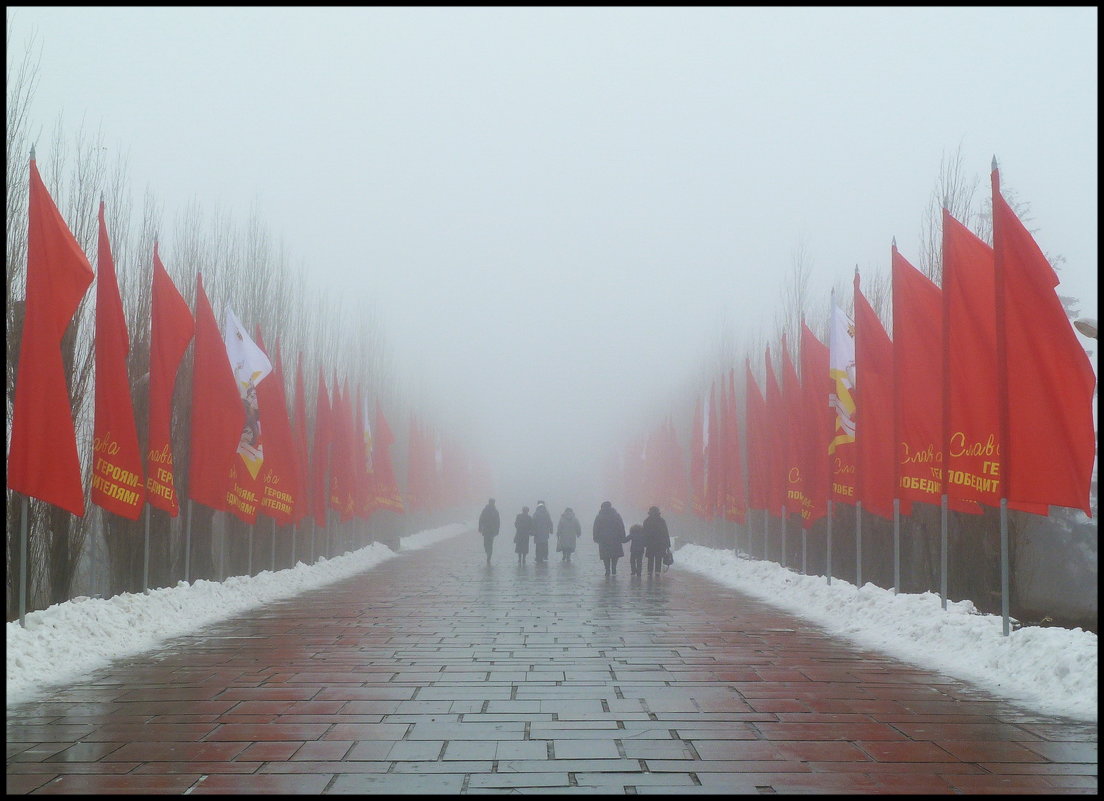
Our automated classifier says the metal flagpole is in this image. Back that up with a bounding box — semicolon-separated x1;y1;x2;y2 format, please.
855;501;863;588
893;498;900;595
1000;499;1010;635
271;517;276;572
143;505;151;593
291;521;296;566
19;497;29;626
826;499;833;585
940;494;948;609
310;517;315;563
763;509;768;561
780;507;787;568
802;528;807;575
248;524;254;576
185;500;193;583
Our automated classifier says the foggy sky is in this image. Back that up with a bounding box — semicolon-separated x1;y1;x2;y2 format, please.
8;7;1098;517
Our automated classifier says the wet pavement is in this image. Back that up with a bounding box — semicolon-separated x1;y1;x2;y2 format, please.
6;529;1098;794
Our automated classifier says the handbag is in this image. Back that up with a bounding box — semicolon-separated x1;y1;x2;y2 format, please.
662;548;673;567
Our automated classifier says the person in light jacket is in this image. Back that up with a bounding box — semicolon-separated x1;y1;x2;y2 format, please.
556;507;581;562
592;500;626;576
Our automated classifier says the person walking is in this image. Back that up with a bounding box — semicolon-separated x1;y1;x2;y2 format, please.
643;505;671;577
514;505;534;565
478;498;500;564
624;523;648;576
556;507;581;562
592;500;626;576
532;500;553;563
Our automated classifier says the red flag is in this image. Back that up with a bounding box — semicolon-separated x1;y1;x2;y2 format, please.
800;322;832;528
993;167;1096;515
780;338;806;518
254;331;299;525
145;244;193;516
355;385;378;520
7;159;95;515
707;381;722;518
853;272;898;520
723;368;746;524
745;359;769;511
893;245;980;514
187;275;244;511
372;400;404;513
90;202;144;519
328;377;357;520
763;347;787;514
689;396;707;518
310;370;332;528
665;417;688;516
292;353;311;523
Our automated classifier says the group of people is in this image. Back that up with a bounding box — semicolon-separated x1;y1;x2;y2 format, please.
477;498;671;576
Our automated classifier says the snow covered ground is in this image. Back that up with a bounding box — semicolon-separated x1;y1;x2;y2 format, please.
7;525;1096;724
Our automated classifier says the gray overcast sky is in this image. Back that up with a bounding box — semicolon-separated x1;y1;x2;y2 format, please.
8;7;1098;514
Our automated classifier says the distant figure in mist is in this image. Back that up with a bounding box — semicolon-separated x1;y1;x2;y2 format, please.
478;498;500;564
514;506;534;565
592;500;626;576
624;523;648;576
643;505;671;577
531;501;554;563
556;507;581;562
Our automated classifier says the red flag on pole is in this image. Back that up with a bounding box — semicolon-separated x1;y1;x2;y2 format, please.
853;272;898;520
90;201;144;519
254;331;299;525
745;359;768;511
780;338;806;519
311;370;332;528
7;158;95;516
723;368;746;524
145;244;193;516
764;346;787;514
892;245;981;513
187;275;244;512
689;396;707;519
993;166;1096;516
941;210;1047;515
800;321;831;528
329;377;356;521
707;381;721;518
292;353;311;523
372;400;404;513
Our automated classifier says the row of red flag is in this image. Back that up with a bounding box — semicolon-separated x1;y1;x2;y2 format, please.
624;165;1096;523
8;158;486;526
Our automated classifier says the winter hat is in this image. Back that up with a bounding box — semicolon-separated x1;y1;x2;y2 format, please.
601;501;612;509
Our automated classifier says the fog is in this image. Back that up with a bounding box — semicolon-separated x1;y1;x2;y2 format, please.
8;7;1098;516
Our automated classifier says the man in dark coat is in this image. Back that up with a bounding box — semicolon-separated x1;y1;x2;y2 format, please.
642;505;671;577
514;506;534;565
531;501;553;563
592;500;626;576
478;498;500;564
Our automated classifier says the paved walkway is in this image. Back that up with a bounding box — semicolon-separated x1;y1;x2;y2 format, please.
6;530;1097;794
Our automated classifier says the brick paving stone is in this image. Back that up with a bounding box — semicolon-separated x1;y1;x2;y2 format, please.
6;532;1095;794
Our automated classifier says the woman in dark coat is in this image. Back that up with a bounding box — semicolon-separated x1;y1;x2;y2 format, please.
514;506;534;565
592;500;626;576
642;505;671;576
556;507;581;562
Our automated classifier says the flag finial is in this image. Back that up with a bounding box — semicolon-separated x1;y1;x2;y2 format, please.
891;236;897;248
991;155;998;171
30;144;35;161
854;264;859;277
